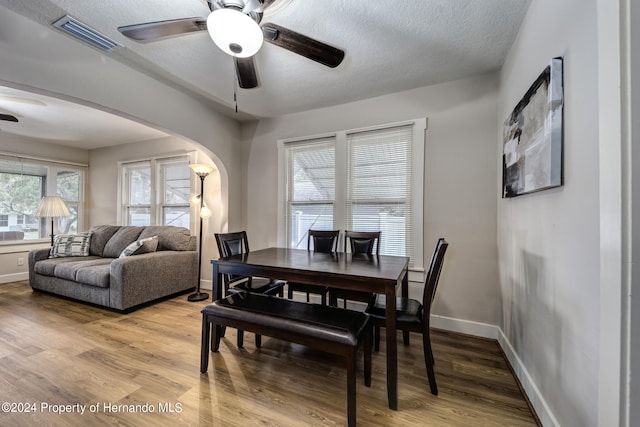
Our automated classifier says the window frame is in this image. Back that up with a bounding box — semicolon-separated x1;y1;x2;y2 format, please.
118;153;195;228
277;118;427;279
0;153;87;245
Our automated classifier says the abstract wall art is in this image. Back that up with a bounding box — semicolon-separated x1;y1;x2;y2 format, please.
502;57;564;198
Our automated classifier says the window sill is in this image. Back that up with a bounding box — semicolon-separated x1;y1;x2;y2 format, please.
0;240;50;254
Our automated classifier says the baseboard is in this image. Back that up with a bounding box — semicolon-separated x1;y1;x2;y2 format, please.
431;314;558;427
496;328;560;427
0;272;28;284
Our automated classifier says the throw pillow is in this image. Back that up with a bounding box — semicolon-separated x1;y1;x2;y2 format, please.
119;235;159;258
49;232;93;258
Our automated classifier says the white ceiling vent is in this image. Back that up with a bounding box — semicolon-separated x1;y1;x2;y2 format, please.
53;15;121;52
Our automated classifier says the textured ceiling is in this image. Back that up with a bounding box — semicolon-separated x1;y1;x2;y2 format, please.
0;0;530;148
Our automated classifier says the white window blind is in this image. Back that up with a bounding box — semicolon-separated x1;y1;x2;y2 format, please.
346;124;413;263
285;137;336;249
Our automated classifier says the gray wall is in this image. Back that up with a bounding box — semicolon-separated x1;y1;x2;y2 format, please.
243;73;501;325
88;137;222;288
497;0;600;425
0;134;89;281
0;6;244;238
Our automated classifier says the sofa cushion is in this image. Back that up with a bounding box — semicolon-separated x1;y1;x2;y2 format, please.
102;226;144;258
89;225;121;256
53;258;114;288
34;256;102;276
119;235;159;258
138;226;194;251
49;232;93;258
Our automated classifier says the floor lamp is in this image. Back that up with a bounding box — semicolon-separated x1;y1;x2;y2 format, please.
188;164;215;302
35;196;71;245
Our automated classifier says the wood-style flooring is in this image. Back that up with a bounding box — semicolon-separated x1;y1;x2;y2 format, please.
0;281;539;426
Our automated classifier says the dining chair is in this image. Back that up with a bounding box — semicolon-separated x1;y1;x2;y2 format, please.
328;231;381;308
214;231;286;348
365;238;448;395
287;229;340;305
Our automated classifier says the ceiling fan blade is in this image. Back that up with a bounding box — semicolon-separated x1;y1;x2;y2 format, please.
262;24;345;68
118;18;206;42
234;57;259;89
0;114;18;122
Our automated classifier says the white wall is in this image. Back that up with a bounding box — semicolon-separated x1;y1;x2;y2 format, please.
243;73;501;326
498;0;600;426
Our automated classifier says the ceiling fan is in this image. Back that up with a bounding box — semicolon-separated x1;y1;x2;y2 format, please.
118;0;345;89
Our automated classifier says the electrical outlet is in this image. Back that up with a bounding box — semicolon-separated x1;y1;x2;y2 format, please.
17;258;24;266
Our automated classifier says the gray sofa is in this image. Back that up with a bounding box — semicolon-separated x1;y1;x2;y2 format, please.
28;225;198;311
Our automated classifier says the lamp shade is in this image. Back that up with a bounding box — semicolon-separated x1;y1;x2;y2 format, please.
189;163;216;177
206;8;264;58
199;206;213;219
35;196;71;218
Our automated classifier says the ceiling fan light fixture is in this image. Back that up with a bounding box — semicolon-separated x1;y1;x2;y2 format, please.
206;8;263;58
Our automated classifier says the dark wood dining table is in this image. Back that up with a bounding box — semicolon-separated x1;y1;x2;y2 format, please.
211;247;410;410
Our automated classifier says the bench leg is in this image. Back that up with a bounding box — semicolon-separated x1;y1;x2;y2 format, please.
347;353;357;427
364;324;372;387
237;329;244;348
211;324;223;352
200;315;211;373
255;334;262;348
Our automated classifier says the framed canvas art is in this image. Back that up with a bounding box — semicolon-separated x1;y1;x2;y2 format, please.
502;57;564;198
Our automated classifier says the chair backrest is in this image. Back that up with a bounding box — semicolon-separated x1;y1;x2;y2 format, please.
422;238;448;325
344;230;380;255
215;231;250;258
214;231;251;291
307;229;340;253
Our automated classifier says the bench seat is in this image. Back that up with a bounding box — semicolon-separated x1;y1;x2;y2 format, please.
200;292;372;427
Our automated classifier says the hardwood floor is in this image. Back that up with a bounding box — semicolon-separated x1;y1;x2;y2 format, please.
0;281;539;426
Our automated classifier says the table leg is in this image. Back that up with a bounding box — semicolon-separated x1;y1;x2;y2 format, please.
401;268;410;345
212;262;222;301
386;283;398;410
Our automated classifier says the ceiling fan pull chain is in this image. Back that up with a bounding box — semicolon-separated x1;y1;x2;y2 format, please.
234;76;238;113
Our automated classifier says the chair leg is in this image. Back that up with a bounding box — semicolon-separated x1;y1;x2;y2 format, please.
220;325;227;338
306;292;310;302
200;316;211;373
422;329;438;395
287;287;293;299
237;329;244;348
255;333;262;348
374;325;381;352
211;324;222;352
403;330;410;346
320;291;326;306
364;323;372;387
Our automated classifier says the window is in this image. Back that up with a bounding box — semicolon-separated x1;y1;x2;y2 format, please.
120;155;191;227
278;119;426;272
347;125;414;259
0;155;86;241
285;137;335;249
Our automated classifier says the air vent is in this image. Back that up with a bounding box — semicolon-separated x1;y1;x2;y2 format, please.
53;15;121;52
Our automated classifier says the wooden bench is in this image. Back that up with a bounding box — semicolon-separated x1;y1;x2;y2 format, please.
200;292;372;427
